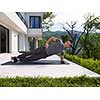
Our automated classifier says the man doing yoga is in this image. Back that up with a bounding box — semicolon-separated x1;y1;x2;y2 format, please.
11;36;72;64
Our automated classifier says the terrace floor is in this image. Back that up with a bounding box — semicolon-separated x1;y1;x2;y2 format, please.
0;53;100;78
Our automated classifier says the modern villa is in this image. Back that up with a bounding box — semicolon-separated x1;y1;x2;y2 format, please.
0;12;43;53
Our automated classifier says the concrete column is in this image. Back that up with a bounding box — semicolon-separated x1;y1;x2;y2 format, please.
25;36;30;51
34;38;38;48
10;30;18;53
18;34;26;52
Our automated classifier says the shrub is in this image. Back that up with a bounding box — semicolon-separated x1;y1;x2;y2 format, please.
64;53;100;74
38;40;46;47
0;76;100;87
80;33;100;59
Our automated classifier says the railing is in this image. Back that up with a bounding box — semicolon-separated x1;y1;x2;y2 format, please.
16;12;28;27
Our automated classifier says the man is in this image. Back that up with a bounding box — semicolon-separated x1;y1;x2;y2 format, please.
11;36;72;64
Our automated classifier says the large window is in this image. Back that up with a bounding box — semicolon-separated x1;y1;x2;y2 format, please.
0;25;9;53
29;16;41;28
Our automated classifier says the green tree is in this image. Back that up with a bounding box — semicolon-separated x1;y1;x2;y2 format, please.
61;13;100;56
80;33;100;59
61;21;84;55
42;12;55;31
37;12;55;48
82;13;100;58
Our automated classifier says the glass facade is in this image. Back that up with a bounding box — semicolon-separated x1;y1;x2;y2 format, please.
29;16;41;28
0;25;9;53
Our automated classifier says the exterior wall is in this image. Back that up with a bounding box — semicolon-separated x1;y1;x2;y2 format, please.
26;12;43;40
18;34;26;52
0;12;28;53
25;36;30;51
0;12;43;53
9;30;29;53
34;38;38;48
9;30;18;53
27;29;42;40
16;12;43;48
25;12;43;27
0;12;27;34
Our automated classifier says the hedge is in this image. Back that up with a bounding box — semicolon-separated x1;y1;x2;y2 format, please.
0;76;100;87
64;53;100;74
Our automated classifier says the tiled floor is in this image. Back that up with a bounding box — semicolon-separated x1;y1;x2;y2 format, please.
0;53;100;78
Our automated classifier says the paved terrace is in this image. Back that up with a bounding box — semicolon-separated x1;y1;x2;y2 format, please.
0;53;100;78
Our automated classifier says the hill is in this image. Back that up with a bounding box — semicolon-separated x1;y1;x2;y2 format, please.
42;30;80;39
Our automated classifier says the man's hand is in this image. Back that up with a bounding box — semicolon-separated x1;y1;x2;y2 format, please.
46;36;57;44
45;43;49;48
61;60;65;64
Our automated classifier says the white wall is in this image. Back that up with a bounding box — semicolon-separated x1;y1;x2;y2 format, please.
10;30;28;53
27;29;42;40
0;12;43;53
9;30;30;53
0;12;27;34
25;12;43;40
9;30;18;53
25;36;30;51
18;34;26;52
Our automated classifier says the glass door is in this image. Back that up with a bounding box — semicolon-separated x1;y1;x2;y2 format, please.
0;25;9;53
0;30;1;53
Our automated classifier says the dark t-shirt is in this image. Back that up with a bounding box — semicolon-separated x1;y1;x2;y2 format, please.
45;39;64;56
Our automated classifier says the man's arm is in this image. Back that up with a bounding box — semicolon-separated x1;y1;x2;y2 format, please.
59;51;65;64
60;55;65;64
45;36;57;48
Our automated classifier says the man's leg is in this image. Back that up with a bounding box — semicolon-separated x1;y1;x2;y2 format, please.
11;46;45;63
17;46;43;60
11;51;32;63
18;46;48;62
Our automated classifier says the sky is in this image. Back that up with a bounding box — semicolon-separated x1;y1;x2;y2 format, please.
0;0;100;32
47;0;100;31
50;12;85;31
50;11;100;31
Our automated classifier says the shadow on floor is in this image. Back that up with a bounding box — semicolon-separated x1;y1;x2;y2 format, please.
1;60;70;65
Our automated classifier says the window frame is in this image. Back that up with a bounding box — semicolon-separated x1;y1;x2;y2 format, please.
29;16;41;28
